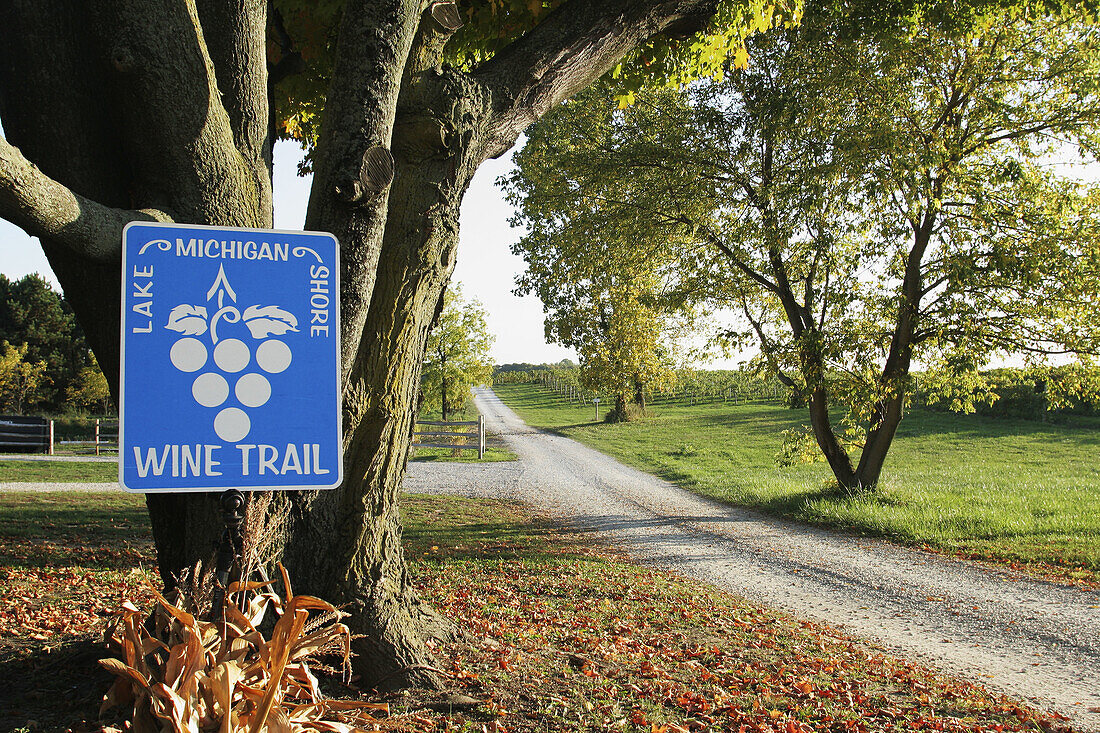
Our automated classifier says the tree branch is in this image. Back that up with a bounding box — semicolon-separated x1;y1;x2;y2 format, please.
304;0;426;382
475;0;720;158
696;223;782;297
196;0;273;201
739;295;799;391
405;1;464;81
90;0;265;226
0;135;171;260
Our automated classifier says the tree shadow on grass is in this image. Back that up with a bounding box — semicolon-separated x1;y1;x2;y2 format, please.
892;409;1100;443
0;500;154;570
0;543;153;571
539;422;600;436
0;502;149;541
410;516;549;552
0;636;115;732
404;512;596;566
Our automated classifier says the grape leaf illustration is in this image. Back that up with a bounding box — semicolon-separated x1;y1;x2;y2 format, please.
242;305;299;338
165;305;209;335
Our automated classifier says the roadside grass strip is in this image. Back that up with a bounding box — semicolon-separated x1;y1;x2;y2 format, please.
410;404;519;463
410;442;517;463
0;491;1074;732
0;460;118;484
492;383;1100;583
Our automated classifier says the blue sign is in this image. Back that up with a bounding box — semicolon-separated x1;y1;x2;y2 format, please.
120;222;343;492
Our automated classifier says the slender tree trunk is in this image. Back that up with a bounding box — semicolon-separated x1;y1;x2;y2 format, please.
798;331;858;489
853;393;904;488
756;143;859;490
440;348;449;422
765;232;858;489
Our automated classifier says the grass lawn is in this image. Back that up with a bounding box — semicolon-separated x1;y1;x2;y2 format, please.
409;432;517;463
0;440;517;484
0;491;1065;732
0;459;118;483
493;382;1100;582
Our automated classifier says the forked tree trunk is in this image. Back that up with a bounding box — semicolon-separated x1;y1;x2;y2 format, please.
279;65;493;686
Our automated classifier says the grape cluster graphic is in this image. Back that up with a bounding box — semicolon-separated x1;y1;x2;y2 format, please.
165;265;298;442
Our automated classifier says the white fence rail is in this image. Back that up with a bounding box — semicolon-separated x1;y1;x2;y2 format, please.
412;416;485;459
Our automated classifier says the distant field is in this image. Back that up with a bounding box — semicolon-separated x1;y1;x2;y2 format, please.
493;382;1100;580
0;407;516;483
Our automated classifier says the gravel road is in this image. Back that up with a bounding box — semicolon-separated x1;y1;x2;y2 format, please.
405;387;1100;731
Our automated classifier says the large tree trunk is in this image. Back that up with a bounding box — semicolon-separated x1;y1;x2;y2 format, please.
0;1;131;378
0;0;272;591
0;0;728;691
274;28;500;689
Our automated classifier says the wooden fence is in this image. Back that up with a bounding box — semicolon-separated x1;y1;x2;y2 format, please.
412;416;485;459
0;415;53;454
93;419;119;455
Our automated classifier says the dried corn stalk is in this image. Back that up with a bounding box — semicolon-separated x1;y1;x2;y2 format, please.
100;564;388;733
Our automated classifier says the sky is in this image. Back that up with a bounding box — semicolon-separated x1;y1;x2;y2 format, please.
0;140;578;366
4;139;1095;371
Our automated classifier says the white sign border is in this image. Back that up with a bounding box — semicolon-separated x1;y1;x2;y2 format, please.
118;220;344;493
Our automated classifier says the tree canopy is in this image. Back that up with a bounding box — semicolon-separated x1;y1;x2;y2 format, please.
67;353;113;414
512;236;686;419
421;283;494;420
0;274;90;412
0;341;48;414
271;0;804;151
506;5;1100;489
